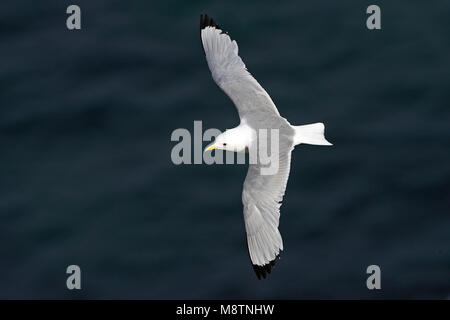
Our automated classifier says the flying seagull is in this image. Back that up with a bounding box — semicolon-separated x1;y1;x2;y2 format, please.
200;14;332;279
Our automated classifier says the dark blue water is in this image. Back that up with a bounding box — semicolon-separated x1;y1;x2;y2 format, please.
0;0;449;299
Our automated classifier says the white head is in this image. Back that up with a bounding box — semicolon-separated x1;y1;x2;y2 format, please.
204;127;249;153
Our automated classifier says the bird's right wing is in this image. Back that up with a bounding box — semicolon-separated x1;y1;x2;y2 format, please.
200;14;280;119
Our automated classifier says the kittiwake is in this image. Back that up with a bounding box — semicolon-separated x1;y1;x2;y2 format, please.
200;14;332;279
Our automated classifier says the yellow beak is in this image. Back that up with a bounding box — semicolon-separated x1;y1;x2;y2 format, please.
204;144;217;152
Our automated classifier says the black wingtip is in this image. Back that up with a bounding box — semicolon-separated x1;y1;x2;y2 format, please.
252;252;282;280
200;14;221;30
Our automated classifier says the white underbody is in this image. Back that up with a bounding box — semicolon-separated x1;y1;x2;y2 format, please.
217;120;332;153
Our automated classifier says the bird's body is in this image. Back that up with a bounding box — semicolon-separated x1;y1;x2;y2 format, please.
200;14;332;279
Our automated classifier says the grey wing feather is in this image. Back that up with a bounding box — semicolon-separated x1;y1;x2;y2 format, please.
242;145;293;278
200;15;280;119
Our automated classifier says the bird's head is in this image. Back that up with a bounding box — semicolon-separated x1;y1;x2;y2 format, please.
204;129;248;153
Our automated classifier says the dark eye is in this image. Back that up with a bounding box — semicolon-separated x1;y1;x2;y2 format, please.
223;143;227;146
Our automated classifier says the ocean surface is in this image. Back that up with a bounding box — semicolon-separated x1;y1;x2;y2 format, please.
0;0;449;299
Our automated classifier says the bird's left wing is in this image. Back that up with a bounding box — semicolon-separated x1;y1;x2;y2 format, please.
200;14;280;119
242;144;293;279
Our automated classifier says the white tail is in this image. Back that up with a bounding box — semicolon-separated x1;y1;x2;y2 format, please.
293;122;332;146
